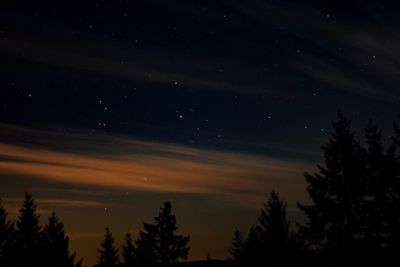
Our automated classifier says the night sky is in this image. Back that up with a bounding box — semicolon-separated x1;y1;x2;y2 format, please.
1;0;400;266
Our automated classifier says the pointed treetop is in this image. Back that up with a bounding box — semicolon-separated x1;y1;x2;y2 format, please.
17;192;41;236
44;211;82;267
0;197;14;232
229;227;244;260
96;227;119;267
121;232;136;266
139;201;190;264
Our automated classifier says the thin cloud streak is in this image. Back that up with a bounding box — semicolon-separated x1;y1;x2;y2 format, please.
0;38;283;96
212;1;400;103
0;125;311;208
2;197;104;208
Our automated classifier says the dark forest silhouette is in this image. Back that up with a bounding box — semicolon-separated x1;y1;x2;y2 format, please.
229;112;400;267
95;201;190;267
0;193;82;267
1;112;400;266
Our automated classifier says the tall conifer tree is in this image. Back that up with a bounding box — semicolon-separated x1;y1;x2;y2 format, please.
258;190;290;267
16;193;43;267
121;232;136;267
137;201;190;266
43;212;82;267
298;113;366;264
229;228;244;267
95;227;119;267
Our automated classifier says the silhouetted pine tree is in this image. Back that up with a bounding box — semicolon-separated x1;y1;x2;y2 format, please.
95;227;119;267
135;229;158;267
242;226;262;267
16;193;43;267
0;200;15;267
258;190;290;267
140;202;190;266
298;112;366;265
229;228;244;267
121;232;136;267
43;212;82;267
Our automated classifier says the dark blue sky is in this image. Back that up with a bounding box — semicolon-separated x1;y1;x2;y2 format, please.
2;0;400;156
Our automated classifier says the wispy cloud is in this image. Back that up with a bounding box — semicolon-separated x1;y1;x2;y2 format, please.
0;124;311;208
199;0;400;103
4;2;399;102
1;197;105;218
0;38;285;97
3;197;104;208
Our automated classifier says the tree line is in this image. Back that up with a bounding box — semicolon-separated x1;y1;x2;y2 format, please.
229;113;400;267
95;201;190;267
0;193;82;267
1;112;400;267
0;196;189;267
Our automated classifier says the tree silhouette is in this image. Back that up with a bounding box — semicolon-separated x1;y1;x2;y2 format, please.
258;190;290;267
229;228;244;267
138;201;190;266
95;227;119;267
298;112;366;265
135;228;158;267
43;212;82;267
121;232;136;267
242;226;262;267
16;192;43;267
0;199;15;267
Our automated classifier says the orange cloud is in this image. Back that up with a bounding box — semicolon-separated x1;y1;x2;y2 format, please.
0;127;311;207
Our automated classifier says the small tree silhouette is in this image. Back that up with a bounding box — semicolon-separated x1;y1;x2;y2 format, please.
43;212;82;267
16;192;43;267
258;190;290;266
95;227;119;267
135;228;158;267
242;226;262;266
229;228;244;267
121;232;136;267
138;201;190;266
